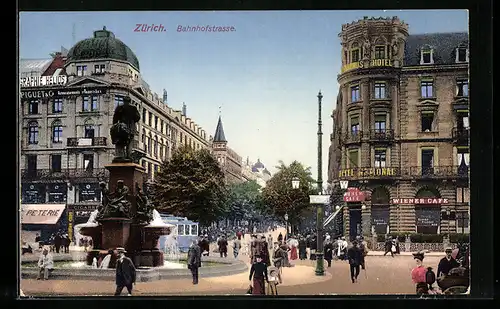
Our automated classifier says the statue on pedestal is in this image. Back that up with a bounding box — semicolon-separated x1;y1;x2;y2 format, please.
110;96;141;162
134;182;153;224
97;180;131;219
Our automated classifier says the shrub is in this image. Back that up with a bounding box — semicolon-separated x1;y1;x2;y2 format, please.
448;233;470;244
376;235;386;242
409;233;443;243
388;232;407;242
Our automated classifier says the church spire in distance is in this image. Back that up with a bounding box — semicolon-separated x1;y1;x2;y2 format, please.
213;107;227;142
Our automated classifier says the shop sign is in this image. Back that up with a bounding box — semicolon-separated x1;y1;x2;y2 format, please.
48;183;67;203
21;87;106;99
22;184;46;204
338;167;398;178
20;75;68;87
343;187;365;202
78;183;100;202
392;198;449;204
73;204;99;217
341;59;393;73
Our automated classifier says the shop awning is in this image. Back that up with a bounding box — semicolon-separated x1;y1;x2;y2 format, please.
21;204;66;225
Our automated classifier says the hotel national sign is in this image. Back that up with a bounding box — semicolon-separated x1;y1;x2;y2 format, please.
338;167;398;178
20;75;68;87
341;59;393;74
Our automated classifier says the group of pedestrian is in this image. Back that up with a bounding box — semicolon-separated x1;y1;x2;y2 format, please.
383;235;400;257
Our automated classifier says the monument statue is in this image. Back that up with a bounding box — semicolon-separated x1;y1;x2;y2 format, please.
97;180;132;219
134;182;153;224
110;96;141;162
98;182;110;213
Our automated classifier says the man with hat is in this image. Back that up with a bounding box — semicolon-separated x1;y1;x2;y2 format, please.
114;247;136;296
437;246;460;278
347;240;363;283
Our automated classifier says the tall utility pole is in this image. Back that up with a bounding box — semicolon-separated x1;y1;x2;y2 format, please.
315;90;325;276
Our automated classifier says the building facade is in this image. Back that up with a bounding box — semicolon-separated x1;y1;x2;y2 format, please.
20;27;211;242
241;158;272;187
211;116;243;183
327;17;469;239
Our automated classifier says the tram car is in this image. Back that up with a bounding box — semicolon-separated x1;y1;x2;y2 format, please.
158;214;199;253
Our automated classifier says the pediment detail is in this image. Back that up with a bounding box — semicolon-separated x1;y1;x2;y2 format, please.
66;76;110;87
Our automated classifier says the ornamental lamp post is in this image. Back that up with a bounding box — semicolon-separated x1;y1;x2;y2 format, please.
284;213;289;238
314;90;326;276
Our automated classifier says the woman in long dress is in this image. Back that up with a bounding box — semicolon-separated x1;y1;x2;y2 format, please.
288;237;298;261
249;254;269;295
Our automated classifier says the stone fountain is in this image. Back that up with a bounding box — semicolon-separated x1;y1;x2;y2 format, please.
79;96;173;268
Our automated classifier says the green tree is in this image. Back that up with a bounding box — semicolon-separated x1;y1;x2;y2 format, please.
152;146;227;226
226;180;264;225
262;160;316;228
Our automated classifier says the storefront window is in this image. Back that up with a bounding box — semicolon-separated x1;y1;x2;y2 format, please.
414;188;441;234
370;187;390;235
78;183;101;202
22;183;46;204
47;183;67;203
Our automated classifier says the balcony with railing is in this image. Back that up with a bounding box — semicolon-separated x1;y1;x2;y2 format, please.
401;166;469;179
67;137;107;147
452;128;469;146
21;168;109;182
369;129;395;143
342;131;363;145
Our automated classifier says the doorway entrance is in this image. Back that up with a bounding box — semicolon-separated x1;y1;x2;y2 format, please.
349;205;362;241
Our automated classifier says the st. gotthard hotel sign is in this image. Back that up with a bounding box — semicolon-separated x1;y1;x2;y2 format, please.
20;75;106;99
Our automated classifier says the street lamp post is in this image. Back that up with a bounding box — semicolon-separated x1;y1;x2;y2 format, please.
284;213;289;239
290;177;300;236
315;90;325;276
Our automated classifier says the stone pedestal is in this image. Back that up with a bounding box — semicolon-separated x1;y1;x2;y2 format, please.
100;218;131;249
141;250;153;267
105;163;146;197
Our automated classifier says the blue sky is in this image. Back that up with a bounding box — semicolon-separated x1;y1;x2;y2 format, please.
19;10;468;185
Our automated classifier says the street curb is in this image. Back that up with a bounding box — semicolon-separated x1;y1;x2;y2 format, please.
21;256;248;282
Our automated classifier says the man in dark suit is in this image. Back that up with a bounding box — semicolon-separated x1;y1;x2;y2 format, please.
114;248;136;296
187;240;202;284
437;247;460;278
347;240;363;283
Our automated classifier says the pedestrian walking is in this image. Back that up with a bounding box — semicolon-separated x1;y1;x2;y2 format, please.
347;240;363;283
187;240;202;284
272;242;286;281
233;234;242;259
248;254;269;295
298;235;307;260
54;233;62;254
114;248;136;296
277;232;283;244
324;236;334;267
218;235;228;258
383;236;394;257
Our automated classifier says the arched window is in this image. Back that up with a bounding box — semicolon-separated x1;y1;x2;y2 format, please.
414;187;441;234
374;38;386;59
350;42;360;63
154;136;158;157
84;119;95;138
52;120;63;143
370;187;390;235
28;121;38;144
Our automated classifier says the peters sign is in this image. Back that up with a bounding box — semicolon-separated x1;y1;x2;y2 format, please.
20;75;68;88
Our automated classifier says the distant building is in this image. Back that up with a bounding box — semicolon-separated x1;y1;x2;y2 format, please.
241;158;272;188
211;116;243;183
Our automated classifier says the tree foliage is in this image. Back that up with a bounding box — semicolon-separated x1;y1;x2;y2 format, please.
261;160;316;225
226;180;264;222
151;146;227;226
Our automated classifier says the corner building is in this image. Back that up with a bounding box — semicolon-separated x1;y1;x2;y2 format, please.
328;17;469;239
20;27;210;242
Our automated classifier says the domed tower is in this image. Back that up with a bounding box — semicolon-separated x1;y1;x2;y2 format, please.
335;17;409;240
64;27;140;85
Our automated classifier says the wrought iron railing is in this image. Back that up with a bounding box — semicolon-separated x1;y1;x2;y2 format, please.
21;168;109;181
401;166;469;178
67;137;107;147
342;130;363;144
369;129;395;141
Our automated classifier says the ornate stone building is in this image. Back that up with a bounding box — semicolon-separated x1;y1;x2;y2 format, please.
211;116;243;183
241;158;272;187
327;17;469;239
20;27;210;241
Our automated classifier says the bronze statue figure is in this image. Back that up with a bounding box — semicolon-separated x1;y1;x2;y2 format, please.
134;182;153;224
110;96;140;162
97;180;132;219
98;182;110;213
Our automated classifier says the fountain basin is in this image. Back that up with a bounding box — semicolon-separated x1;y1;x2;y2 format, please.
21;256;247;282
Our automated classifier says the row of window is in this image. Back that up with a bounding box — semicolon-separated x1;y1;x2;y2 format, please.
141;131;171;160
348;78;468;103
141;160;160;180
27;121;97;144
345;147;470;169
27;95;102;115
25;153;95;172
76;64;105;76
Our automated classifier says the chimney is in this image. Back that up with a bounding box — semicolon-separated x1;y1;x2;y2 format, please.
182;102;187;116
163;89;168;105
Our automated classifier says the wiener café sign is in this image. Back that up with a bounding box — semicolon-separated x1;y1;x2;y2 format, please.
339;167;397;178
341;59;393;73
20;75;68;87
392;198;449;204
